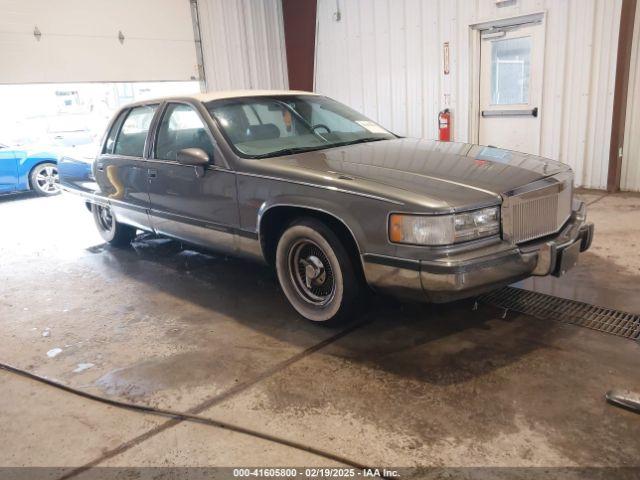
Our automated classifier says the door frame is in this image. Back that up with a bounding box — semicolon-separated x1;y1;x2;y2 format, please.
468;11;547;147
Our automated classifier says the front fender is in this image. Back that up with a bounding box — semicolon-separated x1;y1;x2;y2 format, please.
236;172;402;259
257;194;369;254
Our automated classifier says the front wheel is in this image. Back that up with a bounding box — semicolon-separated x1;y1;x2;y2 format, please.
30;162;60;196
275;218;362;324
92;204;136;247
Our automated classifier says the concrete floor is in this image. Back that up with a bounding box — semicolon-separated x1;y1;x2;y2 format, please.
0;190;639;476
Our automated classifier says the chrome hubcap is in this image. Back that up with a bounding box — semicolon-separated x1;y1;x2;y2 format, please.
96;205;114;231
303;255;326;288
289;239;335;306
35;165;60;193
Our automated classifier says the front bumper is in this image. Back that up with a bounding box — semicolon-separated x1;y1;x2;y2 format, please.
362;202;594;303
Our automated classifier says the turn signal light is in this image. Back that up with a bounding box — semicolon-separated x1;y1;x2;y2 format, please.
389;214;405;243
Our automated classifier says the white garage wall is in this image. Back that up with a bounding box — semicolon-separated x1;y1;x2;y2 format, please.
0;0;199;83
197;0;288;91
315;0;622;189
621;0;640;191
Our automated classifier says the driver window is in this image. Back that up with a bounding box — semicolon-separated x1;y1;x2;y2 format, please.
155;103;216;161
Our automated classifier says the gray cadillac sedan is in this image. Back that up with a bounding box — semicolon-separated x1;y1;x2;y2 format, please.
59;90;594;323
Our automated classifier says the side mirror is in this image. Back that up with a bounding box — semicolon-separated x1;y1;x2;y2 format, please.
177;148;209;166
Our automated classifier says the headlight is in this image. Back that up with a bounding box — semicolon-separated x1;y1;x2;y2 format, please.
389;207;500;246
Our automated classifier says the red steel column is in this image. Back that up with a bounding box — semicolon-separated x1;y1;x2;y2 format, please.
282;0;317;91
607;0;638;192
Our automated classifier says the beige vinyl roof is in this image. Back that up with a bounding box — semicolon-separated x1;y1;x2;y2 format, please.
193;89;318;102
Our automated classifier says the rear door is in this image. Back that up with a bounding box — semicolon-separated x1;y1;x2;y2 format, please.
146;102;238;252
94;104;157;230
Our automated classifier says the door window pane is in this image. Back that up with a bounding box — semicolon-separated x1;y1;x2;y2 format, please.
113;105;157;157
103;111;127;154
155;103;215;161
491;36;531;105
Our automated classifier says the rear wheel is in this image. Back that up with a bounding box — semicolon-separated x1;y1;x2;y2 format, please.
275;218;362;324
92;204;136;247
30;162;60;196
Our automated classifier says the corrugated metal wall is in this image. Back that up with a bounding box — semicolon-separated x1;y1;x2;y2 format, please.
198;0;288;91
315;0;622;189
622;0;640;191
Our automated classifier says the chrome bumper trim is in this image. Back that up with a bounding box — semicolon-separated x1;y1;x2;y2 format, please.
363;202;594;303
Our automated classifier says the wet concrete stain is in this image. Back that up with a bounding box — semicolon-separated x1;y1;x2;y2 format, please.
95;350;249;401
95;352;216;400
246;303;640;465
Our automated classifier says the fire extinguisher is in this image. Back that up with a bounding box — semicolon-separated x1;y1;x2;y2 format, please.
438;108;451;142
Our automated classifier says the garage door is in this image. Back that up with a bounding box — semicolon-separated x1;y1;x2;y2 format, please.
0;0;199;83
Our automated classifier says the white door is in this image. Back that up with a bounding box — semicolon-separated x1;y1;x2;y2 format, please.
478;22;544;154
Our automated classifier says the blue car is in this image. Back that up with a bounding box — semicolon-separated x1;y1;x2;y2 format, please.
0;143;60;196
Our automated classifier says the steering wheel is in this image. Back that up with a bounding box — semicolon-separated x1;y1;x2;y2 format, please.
311;124;332;134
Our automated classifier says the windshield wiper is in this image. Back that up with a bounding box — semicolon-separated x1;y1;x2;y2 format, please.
252;146;326;159
252;138;388;159
332;137;388;148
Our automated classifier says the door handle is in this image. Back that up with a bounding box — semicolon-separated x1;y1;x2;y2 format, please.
148;168;157;178
96;163;104;171
481;107;538;118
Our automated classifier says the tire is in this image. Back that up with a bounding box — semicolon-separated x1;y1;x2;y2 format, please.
92;204;136;247
275;218;363;324
30;162;61;196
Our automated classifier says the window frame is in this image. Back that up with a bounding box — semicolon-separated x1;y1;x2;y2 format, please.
101;109;128;155
150;100;219;166
106;103;159;159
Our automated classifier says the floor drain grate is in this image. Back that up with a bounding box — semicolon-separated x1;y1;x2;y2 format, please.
480;286;640;340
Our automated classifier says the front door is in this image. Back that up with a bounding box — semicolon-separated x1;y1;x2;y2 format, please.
478;21;544;154
147;102;238;253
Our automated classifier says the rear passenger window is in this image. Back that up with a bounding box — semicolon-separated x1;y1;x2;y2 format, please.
103;111;127;155
155;103;215;161
113;105;158;157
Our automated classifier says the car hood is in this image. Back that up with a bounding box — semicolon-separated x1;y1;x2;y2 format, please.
260;138;571;211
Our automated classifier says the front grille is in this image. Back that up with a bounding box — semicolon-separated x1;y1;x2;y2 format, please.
512;194;560;243
502;174;573;244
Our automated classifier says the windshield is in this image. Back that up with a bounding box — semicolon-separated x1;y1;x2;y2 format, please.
206;95;395;158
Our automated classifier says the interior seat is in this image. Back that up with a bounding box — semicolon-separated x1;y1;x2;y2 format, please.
246;123;280;141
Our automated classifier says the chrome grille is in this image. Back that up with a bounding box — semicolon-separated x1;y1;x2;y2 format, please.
502;173;573;244
512;193;559;243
